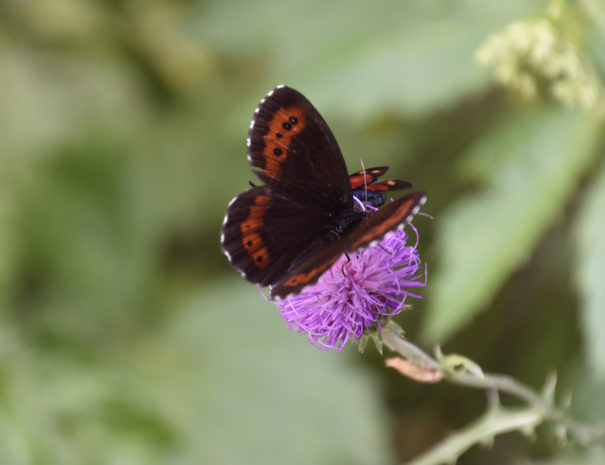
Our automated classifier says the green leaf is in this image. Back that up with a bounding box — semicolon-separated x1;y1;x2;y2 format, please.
575;163;605;381
423;107;601;342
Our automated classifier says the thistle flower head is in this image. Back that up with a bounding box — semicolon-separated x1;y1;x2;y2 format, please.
270;226;426;351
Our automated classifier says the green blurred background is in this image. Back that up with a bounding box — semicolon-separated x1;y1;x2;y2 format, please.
1;0;605;464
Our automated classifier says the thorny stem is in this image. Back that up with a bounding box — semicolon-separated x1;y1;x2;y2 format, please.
381;326;604;464
439;365;598;444
404;405;543;465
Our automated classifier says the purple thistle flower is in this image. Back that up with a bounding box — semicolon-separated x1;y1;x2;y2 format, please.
268;225;426;351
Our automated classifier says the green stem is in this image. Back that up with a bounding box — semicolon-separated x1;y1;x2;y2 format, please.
381;326;603;454
444;369;553;414
404;405;543;465
381;327;441;373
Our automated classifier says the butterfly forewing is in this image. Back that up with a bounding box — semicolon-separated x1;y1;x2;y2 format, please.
247;86;352;213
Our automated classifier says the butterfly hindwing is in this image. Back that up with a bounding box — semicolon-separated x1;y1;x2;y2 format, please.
349;166;391;189
350;166;414;209
364;179;413;192
349;166;413;191
221;186;333;286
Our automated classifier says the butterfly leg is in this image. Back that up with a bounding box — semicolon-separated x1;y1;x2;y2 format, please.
377;244;392;255
341;252;351;276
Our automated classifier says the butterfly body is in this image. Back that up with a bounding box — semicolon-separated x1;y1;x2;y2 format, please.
353;189;386;209
221;85;426;299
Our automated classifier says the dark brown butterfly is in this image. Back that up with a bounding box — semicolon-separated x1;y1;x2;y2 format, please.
221;85;426;298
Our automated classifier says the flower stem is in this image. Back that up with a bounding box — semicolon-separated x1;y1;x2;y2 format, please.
381;327;441;373
403;405;543;465
381;325;604;464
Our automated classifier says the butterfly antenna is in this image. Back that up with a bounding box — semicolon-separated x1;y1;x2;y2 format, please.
377;243;392;256
359;157;369;205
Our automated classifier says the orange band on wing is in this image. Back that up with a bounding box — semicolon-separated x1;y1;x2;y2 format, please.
283;256;338;287
261;106;305;178
349;197;416;250
349;168;386;189
241;195;271;268
364;180;397;191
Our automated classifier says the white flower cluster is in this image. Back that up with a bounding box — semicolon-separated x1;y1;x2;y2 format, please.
476;17;602;110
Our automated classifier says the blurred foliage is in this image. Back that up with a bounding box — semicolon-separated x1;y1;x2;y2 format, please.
575;164;605;381
1;283;391;465
424;107;601;342
1;0;604;464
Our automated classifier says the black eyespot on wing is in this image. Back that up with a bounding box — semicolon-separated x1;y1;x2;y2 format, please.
247;86;352;213
221;187;335;287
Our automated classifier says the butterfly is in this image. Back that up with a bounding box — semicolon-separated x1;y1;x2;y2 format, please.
221;85;426;299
